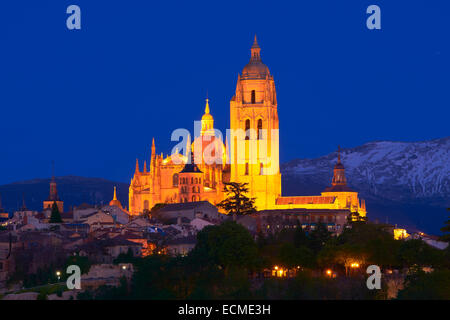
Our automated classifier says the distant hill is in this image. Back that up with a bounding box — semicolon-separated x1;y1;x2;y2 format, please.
0;176;129;214
282;137;450;234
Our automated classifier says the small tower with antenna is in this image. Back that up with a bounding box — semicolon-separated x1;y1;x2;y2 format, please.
43;161;64;213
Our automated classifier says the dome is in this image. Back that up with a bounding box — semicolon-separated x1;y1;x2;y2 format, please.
202;113;214;121
241;35;270;79
242;61;270;78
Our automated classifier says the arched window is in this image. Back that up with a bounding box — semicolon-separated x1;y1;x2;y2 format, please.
173;173;179;187
192;186;196;193
251;90;256;104
260;162;264;175
191;177;194;184
245;163;249;175
245;119;250;140
192;196;196;202
257;119;263;140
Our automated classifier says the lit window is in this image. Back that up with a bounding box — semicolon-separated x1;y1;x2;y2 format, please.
245;119;250;140
257;119;262;140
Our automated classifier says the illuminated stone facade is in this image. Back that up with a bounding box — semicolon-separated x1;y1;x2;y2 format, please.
129;37;367;219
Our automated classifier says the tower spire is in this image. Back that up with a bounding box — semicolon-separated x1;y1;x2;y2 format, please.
51;160;55;181
135;158;139;173
21;193;27;211
113;186;118;201
331;146;347;186
201;97;214;135
250;34;261;62
48;161;59;201
337;145;341;163
205;97;210;114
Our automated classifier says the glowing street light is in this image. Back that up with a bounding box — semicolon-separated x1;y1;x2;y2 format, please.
56;271;61;281
350;262;360;268
326;269;332;277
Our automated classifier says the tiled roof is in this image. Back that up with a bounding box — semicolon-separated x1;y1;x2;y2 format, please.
166;235;197;245
323;185;355;192
157;201;213;212
276;196;336;205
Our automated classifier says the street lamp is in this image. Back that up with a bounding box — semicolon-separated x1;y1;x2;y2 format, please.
56;271;61;281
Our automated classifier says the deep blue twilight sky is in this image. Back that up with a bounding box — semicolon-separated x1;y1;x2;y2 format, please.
0;1;449;185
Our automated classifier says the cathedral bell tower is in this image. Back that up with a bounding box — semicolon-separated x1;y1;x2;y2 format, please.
229;36;281;210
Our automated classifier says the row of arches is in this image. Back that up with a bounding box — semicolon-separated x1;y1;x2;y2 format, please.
178;176;202;185
180;186;201;194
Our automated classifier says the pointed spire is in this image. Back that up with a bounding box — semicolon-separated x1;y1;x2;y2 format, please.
113;186;118;201
331;145;347;187
250;34;261;62
337;145;341;163
48;161;59;201
51;160;55;182
143;161;147;173
151;138;156;155
186;134;192;163
135;158;139;173
21;193;27;211
252;34;259;48
204;98;210;114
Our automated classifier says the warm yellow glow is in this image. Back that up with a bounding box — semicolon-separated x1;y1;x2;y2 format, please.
350;262;360;268
56;271;61;276
274;266;278;270
394;228;409;240
326;269;332;276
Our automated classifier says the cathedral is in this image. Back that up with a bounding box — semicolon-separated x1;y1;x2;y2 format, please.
128;36;367;219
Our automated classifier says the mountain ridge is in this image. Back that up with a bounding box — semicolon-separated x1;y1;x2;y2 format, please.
0;137;448;234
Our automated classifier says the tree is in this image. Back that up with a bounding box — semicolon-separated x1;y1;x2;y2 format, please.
278;243;314;269
49;201;62;223
397;269;450;300
439;208;450;242
216;182;256;216
398;239;443;268
190;221;259;273
308;222;332;253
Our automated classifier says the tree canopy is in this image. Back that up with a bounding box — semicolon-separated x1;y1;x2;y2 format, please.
49;201;62;223
216;182;256;215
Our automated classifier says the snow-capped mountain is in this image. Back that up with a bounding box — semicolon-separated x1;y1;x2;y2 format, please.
281;137;450;233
